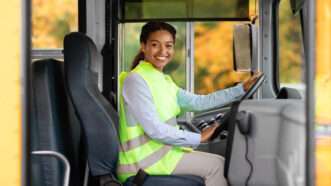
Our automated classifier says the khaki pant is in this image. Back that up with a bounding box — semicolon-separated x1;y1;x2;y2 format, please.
172;151;228;186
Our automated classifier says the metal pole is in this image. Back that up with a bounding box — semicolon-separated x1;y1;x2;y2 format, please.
305;0;316;185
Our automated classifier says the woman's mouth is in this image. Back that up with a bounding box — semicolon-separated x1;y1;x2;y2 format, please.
155;56;167;61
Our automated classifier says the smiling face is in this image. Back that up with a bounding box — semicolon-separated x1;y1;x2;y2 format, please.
141;30;175;71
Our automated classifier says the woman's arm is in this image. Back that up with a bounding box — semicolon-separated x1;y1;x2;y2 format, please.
177;84;245;112
122;73;201;148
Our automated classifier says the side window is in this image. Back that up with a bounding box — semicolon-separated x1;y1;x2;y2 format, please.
121;22;251;94
32;0;78;58
121;23;187;88
194;22;250;94
278;0;304;91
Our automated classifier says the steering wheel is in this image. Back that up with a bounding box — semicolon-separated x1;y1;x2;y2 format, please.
207;73;265;140
240;73;266;101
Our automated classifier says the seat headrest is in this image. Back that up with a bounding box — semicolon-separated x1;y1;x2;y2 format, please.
64;32;100;84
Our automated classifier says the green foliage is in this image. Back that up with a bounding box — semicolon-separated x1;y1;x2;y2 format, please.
32;0;77;48
279;0;304;84
124;0;250;20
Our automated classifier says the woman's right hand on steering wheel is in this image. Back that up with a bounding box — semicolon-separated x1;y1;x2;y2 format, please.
200;122;221;143
243;71;262;92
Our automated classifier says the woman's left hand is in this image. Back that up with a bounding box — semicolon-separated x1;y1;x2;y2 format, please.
243;71;262;92
200;122;220;143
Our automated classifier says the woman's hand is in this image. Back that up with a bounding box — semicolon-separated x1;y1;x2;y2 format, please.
243;71;262;92
200;122;220;143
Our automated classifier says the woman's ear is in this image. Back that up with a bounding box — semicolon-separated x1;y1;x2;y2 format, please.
140;43;146;53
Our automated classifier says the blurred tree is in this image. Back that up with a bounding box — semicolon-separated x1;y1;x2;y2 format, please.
278;0;303;84
32;0;77;48
125;0;250;20
194;22;250;94
31;0;304;96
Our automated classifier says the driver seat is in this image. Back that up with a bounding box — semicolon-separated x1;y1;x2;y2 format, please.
63;32;204;186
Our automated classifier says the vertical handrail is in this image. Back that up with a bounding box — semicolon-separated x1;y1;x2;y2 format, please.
304;0;316;185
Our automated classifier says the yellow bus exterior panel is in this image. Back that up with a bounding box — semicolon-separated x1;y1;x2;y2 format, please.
316;0;331;186
316;0;331;125
0;0;22;186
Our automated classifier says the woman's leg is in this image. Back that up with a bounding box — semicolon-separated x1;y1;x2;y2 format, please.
172;151;227;186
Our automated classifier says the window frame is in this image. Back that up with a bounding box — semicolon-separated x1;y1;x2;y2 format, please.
273;0;280;94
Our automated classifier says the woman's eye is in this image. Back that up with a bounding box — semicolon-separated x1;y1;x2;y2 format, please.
166;45;174;49
151;43;158;47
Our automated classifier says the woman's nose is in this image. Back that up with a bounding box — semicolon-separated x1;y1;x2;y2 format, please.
159;45;168;55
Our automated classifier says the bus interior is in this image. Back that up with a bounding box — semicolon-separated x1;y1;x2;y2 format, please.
27;0;329;186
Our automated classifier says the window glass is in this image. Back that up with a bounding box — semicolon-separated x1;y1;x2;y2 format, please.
279;0;304;91
290;0;306;14
194;22;250;94
122;0;250;21
32;0;78;48
122;23;187;88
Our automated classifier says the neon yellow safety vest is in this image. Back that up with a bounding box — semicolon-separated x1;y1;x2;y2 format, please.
117;61;188;182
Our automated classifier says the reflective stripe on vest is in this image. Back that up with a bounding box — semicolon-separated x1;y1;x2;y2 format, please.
120;118;177;152
117;61;185;182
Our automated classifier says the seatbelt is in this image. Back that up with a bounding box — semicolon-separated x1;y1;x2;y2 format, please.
223;101;241;178
98;174;122;186
132;169;149;186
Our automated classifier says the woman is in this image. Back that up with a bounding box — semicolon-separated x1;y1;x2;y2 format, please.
117;22;259;186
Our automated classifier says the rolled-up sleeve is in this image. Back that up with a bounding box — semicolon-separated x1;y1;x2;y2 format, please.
122;73;201;148
177;84;245;112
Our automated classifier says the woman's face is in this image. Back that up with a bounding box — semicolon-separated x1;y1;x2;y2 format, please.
141;30;175;71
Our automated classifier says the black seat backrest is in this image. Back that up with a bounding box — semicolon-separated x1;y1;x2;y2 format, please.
276;87;302;99
63;32;119;177
30;59;85;186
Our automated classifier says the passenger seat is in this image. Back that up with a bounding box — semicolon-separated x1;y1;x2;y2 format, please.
30;59;86;186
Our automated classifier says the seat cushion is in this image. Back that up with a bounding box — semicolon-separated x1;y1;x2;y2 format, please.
124;175;204;186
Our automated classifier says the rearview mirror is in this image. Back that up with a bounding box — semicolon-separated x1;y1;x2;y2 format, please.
233;24;252;72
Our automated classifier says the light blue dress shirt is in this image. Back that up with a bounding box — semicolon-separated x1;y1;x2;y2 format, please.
122;72;245;148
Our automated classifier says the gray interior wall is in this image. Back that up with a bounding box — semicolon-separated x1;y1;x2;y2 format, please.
86;0;105;91
86;0;105;51
277;103;305;186
228;99;305;186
